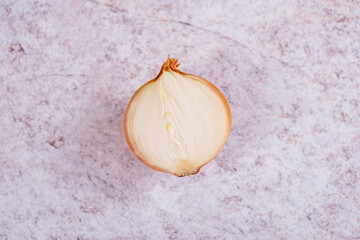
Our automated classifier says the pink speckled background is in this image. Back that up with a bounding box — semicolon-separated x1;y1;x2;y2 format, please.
1;0;360;239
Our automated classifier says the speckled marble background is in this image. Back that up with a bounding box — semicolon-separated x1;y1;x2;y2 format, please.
1;0;360;239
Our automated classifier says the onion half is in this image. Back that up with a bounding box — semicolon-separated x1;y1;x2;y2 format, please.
124;57;231;176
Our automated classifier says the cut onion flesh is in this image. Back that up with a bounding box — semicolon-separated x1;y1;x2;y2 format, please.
124;58;231;176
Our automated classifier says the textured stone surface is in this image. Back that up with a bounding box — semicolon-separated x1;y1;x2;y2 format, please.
1;0;360;239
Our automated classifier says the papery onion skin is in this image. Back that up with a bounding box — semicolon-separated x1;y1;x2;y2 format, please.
123;57;231;177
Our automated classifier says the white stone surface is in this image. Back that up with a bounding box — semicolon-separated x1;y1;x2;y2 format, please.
1;0;360;239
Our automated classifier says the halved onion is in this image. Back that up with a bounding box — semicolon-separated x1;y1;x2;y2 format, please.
123;57;231;176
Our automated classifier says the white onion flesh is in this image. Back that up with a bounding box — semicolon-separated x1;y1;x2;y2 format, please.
124;58;231;176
